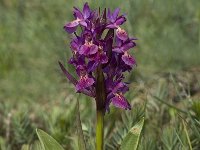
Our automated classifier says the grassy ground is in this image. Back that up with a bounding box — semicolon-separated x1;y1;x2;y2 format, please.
0;0;200;149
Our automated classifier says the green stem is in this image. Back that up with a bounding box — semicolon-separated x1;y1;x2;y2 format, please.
96;110;104;150
95;65;106;150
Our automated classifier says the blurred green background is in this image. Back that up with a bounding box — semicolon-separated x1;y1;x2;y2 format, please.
0;0;200;149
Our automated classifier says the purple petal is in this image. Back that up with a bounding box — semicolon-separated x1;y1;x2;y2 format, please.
112;8;120;21
100;52;108;64
69;55;85;67
115;16;126;26
105;98;112;112
70;39;79;52
111;94;131;110
79;20;87;27
83;30;93;41
64;20;79;27
83;2;90;19
112;47;123;53
64;21;79;33
120;84;129;93
64;26;77;34
121;41;136;52
87;61;99;72
107;8;112;21
73;7;84;19
89;52;108;64
68;57;77;66
89;45;98;55
112;82;129;94
115;36;123;47
76;75;95;91
122;53;136;67
79;45;89;55
76;65;87;76
116;28;128;41
121;63;132;72
79;44;98;55
106;24;118;29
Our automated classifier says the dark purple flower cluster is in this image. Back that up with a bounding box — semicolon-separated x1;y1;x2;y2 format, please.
59;3;137;111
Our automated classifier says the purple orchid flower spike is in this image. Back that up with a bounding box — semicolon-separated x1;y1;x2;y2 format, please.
60;3;137;112
60;3;138;149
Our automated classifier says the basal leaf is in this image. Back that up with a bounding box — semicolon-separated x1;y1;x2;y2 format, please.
21;144;29;150
36;129;64;150
31;140;44;150
120;117;144;150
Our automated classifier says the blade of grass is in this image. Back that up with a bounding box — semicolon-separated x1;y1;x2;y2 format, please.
195;119;200;126
182;119;193;150
187;114;200;139
175;130;186;150
151;95;187;114
169;74;183;100
178;114;200;140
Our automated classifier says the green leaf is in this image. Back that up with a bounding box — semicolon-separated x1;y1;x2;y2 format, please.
120;117;144;150
75;98;86;150
0;136;6;150
36;129;64;150
31;140;44;150
21;144;29;150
